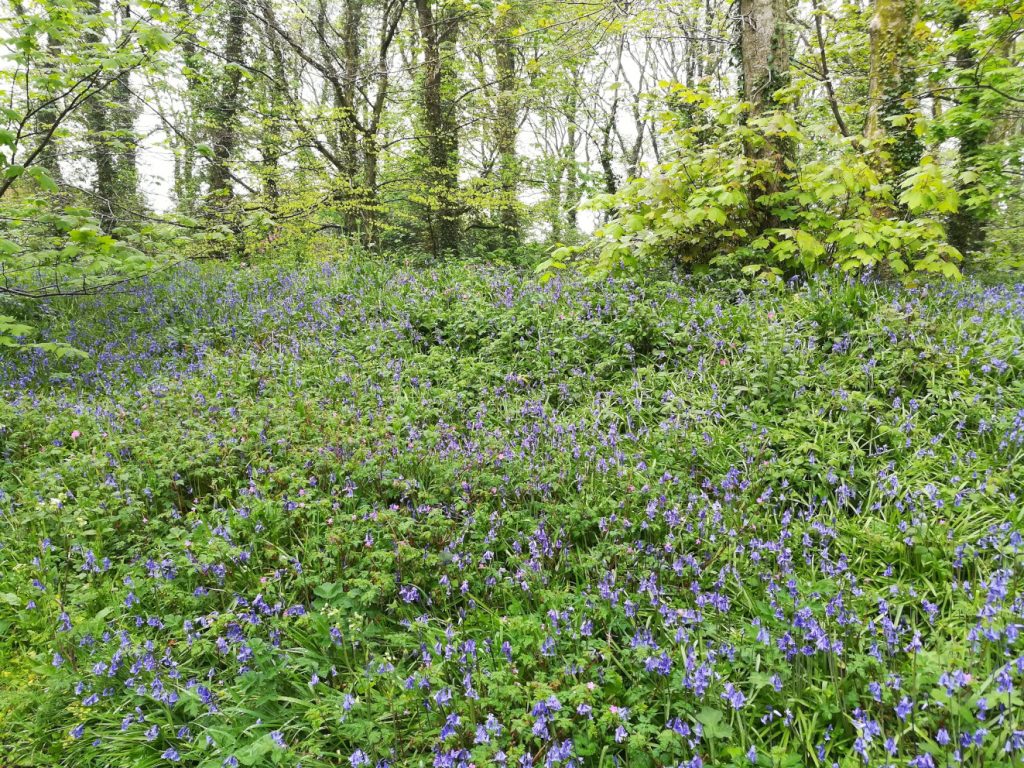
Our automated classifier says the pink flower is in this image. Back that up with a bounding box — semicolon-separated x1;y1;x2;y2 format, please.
70;430;80;439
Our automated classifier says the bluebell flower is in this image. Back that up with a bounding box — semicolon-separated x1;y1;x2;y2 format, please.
894;697;912;721
722;683;746;710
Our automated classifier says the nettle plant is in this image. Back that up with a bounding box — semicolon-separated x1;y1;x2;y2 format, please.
539;89;963;282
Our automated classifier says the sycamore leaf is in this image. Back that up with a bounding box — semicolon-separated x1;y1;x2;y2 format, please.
28;166;58;192
792;229;825;257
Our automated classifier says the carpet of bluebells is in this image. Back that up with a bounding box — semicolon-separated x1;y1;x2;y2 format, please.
1;262;1024;768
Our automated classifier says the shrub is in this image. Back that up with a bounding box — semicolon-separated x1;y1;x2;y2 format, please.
538;88;963;283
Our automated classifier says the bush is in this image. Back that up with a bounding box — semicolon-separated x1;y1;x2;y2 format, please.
539;88;963;283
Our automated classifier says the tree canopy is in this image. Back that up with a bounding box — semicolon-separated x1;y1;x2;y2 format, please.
0;0;1022;321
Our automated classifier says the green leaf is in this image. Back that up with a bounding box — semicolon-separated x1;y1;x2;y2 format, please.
793;229;825;257
28;166;58;192
695;707;733;740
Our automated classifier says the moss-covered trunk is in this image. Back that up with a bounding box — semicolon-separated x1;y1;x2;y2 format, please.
493;6;521;247
739;0;790;115
866;0;921;179
206;0;246;203
738;0;792;232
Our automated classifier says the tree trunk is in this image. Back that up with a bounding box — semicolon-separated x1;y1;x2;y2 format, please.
738;0;791;232
35;33;64;185
865;0;921;179
341;0;362;175
110;0;139;216
493;6;521;247
207;0;246;203
260;6;287;204
315;0;362;229
739;0;790;115
85;0;119;229
545;163;563;243
563;73;580;235
946;11;989;254
415;0;461;258
811;0;849;137
599;94;618;196
359;0;402;244
174;0;202;212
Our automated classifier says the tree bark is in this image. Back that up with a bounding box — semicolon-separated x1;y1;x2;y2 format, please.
174;0;202;212
315;0;361;208
739;0;790;114
415;0;461;258
946;11;989;254
563;71;581;235
85;0;121;229
865;0;921;179
260;0;288;203
810;0;849;137
35;33;65;184
599;92;618;196
360;0;404;243
493;5;521;247
82;0;139;228
110;0;139;214
738;0;792;232
206;0;246;203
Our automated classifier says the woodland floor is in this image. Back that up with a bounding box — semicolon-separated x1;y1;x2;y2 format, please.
1;262;1023;767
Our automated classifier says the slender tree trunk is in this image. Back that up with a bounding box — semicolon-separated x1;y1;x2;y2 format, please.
363;133;380;226
493;6;521;247
110;0;139;217
86;108;118;228
175;0;202;212
545;160;563;243
35;33;64;184
563;73;580;235
85;0;119;229
260;5;288;204
811;0;849;137
699;0;714;82
599;93;619;196
342;0;362;174
622;94;645;181
415;0;460;258
342;0;364;233
207;0;246;203
359;1;403;243
315;0;362;229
